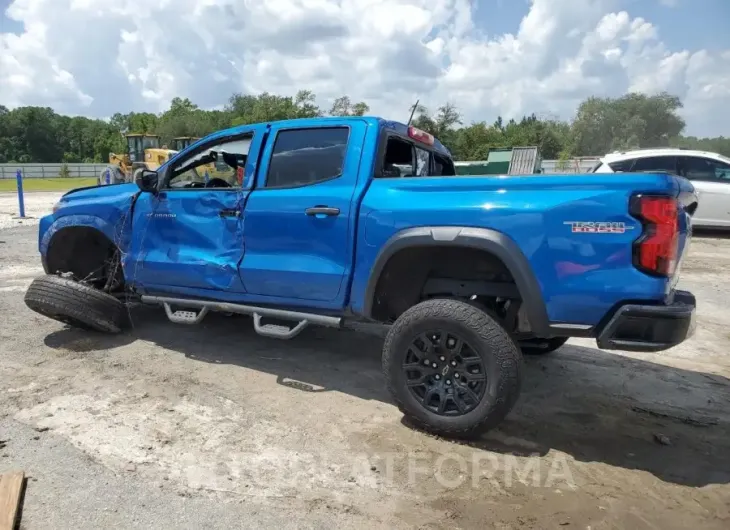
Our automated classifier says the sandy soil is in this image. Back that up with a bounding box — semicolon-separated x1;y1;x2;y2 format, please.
0;192;728;529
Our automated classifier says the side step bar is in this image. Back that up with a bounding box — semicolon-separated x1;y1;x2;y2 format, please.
141;295;342;340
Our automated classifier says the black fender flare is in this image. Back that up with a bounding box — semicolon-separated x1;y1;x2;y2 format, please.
362;226;550;336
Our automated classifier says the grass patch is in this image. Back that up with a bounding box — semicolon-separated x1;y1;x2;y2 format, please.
0;177;98;192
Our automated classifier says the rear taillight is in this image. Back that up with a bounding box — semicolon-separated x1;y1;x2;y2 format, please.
630;194;679;277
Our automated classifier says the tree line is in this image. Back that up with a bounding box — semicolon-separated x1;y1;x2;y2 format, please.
1;90;728;165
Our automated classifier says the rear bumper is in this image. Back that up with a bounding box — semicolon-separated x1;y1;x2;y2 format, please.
596;290;696;352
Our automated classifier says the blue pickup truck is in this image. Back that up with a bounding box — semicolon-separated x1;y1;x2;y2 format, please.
25;116;698;437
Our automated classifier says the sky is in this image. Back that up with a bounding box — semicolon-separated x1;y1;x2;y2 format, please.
1;0;728;137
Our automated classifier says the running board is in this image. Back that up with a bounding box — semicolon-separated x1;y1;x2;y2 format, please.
163;303;209;325
253;314;308;339
141;295;341;339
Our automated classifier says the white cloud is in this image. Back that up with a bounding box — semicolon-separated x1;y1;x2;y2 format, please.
0;0;727;136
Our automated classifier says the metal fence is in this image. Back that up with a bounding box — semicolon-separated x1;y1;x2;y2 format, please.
0;163;107;179
2;157;602;180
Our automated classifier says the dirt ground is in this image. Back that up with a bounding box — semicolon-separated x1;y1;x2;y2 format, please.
1;192;729;529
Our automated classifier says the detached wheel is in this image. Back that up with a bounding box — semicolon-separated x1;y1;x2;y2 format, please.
24;275;126;334
383;299;523;438
520;337;568;355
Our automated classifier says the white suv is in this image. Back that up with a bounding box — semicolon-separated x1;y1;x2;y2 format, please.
592;148;730;228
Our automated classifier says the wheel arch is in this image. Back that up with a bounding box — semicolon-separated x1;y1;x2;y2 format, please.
41;214;119;258
41;216;124;291
362;226;550;336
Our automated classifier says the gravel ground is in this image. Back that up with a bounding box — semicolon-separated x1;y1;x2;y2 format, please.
1;192;729;529
0;191;60;230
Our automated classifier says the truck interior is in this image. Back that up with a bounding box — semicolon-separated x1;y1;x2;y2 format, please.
382;136;456;178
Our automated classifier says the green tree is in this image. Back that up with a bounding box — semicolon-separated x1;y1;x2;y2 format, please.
1;90;726;165
571;92;686;156
329;96;370;116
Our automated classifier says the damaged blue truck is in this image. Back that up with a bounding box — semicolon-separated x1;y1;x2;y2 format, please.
25;116;698;437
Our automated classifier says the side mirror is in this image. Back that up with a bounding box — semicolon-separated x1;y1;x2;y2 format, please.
136;169;159;193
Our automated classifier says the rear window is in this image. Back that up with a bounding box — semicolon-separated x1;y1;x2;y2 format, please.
379;136;456;178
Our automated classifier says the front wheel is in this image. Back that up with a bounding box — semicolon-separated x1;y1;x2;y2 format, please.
24;275;126;333
382;299;523;438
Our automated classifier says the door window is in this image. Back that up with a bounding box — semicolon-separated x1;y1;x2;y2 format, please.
265;127;349;188
166;137;252;189
678;156;730;181
631;156;678;173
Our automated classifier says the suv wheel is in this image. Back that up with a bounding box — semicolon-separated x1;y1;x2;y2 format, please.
382;298;522;438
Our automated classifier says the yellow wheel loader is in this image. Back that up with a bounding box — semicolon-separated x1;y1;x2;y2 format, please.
172;137;200;151
99;134;177;185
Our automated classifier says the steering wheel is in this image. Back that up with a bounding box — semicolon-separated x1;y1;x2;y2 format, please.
204;177;232;188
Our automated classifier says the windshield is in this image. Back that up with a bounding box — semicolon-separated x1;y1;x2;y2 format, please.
143;136;159;150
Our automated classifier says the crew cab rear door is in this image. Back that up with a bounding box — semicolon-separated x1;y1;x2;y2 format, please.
238;119;368;308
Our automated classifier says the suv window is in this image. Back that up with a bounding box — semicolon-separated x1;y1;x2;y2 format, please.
631;156;678;173
608;159;634;172
678;156;730;181
266;127;349;188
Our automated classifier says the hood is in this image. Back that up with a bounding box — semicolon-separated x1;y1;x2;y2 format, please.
61;182;138;201
54;183;140;219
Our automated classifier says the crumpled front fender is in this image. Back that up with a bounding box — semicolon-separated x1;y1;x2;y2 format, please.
40;214;127;257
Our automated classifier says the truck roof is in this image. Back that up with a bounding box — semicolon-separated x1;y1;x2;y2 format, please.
210;116;453;158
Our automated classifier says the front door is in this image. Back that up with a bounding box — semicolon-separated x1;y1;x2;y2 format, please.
126;126;267;293
239;120;367;306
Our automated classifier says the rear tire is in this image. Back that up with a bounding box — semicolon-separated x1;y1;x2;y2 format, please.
24;275;126;333
382;299;523;438
520;336;568;355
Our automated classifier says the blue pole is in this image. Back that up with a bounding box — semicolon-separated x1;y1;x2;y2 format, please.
16;169;25;218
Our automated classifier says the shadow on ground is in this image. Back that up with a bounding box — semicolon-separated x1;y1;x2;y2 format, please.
43;305;730;489
693;227;730;240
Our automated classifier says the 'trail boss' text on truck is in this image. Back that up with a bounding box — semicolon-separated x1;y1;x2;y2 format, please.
26;116;698;437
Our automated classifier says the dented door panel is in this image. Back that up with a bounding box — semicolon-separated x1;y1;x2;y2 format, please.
127;189;248;291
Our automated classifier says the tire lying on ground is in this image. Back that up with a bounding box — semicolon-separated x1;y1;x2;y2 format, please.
24;275;126;334
382;298;523;438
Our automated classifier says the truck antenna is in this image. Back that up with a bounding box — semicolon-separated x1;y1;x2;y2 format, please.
407;99;420;127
